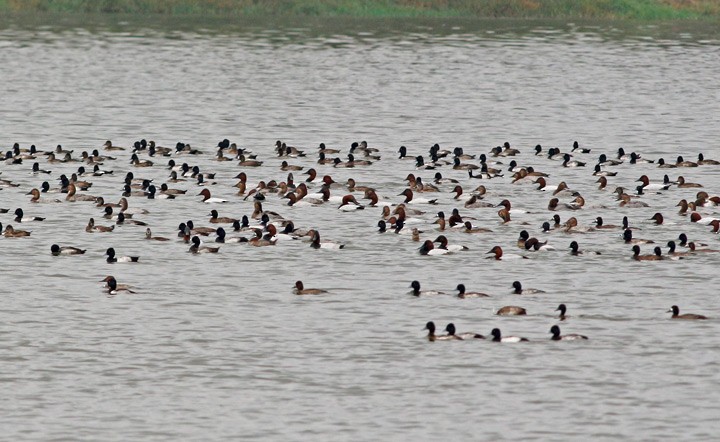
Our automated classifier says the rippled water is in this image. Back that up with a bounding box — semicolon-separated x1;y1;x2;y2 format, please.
1;15;720;440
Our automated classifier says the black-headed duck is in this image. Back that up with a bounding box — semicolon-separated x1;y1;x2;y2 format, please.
294;281;327;295
445;323;484;339
425;321;461;341
550;325;588;341
667;305;707;320
512;281;545;295
105;247;139;263
51;244;85;255
189;236;220;253
490;328;528;342
455;284;489;299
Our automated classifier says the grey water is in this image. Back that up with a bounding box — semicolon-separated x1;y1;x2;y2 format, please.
1;15;719;440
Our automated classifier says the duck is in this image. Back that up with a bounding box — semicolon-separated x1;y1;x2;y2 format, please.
455;284;489;298
27;188;61;203
464;194;494;209
14;208;45;223
198;189;228;203
697;153;720;165
667;305;707;320
105;247;139;263
309;230;344;249
490;328;528;343
293;280;327;295
624;229;653;245
433;235;468;252
214;227;248;244
548;197;582;211
130;153;153;167
648;213;666;225
433;172;458;185
86;218;114;233
512;281;545;295
418;239;451;256
666;241;690;257
562;153;585;167
410;280;445;296
571;141;590;153
208;209;238;224
424;321;462;341
102;140;126;151
486;246;528;260
629;152;654;165
189;236;220;253
101;276;136;294
594;216;619;229
549;325;588;341
338;194;364;211
496;306;527;316
675;156;698;167
636;175;672;192
462;221;492;234
631;245;663;261
398;189;437;205
145;228;170;241
656;158;676;168
445;323;484;339
556;304;570;320
65;183;97;202
569;241;601;255
592;164;617;176
676;176;702;188
51;244;86;255
116;212;147;226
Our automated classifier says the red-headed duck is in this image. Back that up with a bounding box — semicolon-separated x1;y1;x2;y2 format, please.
398;189;437;205
490;328;528;343
419;239;450;256
198;189;227;203
550;325;588;341
309;230;343;249
338;194;364;211
294;281;327;295
486;246;527;260
667;305;707;320
676;176;702;188
596;176;608;190
433;235;468;252
636;175;672;191
649;213;664;225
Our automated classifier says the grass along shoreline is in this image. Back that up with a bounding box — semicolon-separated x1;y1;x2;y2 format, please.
0;0;719;19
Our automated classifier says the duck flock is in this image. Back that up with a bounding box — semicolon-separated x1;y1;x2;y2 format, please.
1;139;717;342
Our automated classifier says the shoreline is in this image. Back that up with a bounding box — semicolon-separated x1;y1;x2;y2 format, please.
0;0;719;20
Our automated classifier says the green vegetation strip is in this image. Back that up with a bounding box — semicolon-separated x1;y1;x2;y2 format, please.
0;0;719;19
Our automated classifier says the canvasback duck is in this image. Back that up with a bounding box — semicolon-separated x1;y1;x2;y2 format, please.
490;328;528;343
667;305;707;320
51;244;86;255
445;323;484;339
596;176;608;190
198;189;227;203
708;219;720;234
27;188;61;203
636;175;672;191
65;183;97;202
550;325;588;341
424;321;461;342
569;241;601;255
465;195;494;209
497;209;511;224
497;199;528;214
145;228;170;241
512;281;545;295
548;197;582;211
410;280;445;296
190;236;220;253
649;213;665;225
631;245;663;261
294;281;327;295
86;218;114;233
455;284;489;298
486;246;527;260
433;235;468;252
105;247;139;263
496;306;527;316
398;189;437;205
419;239;451;256
101;276;135;294
338;194;364;211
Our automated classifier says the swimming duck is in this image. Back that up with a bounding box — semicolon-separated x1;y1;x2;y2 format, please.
569;241;601;256
410;281;445;296
101;276;135;294
667;305;707;320
675;156;698;167
486;246;528;260
208;209;238;224
86;218;114;233
631;245;663;261
656;158;676;168
433;235;468;252
550;325;588;341
105;247;139;263
512;281;545;295
636;175;672;192
455;284;489;298
51;244;86;255
562;153;585;167
189;236;220;253
398;189;437;205
462;221;492;234
198;189;227;203
490;328;528;343
624;229;653;245
425;321;461;341
496;306;527;316
697;153;720;165
294;281;327;295
419;239;451;256
571;141;590;153
145;228;170;241
676;176;702;188
309;230;343;249
556;304;569;320
14;208;45;223
445;323;484;339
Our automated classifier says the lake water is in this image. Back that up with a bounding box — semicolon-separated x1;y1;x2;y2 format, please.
1;15;719;440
